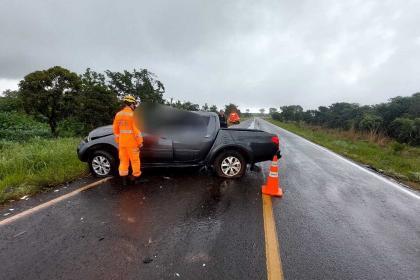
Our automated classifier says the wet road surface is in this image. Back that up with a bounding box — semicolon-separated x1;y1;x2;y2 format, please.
256;118;420;280
1;118;419;280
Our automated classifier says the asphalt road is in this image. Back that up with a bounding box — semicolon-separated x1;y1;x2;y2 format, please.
1;118;419;280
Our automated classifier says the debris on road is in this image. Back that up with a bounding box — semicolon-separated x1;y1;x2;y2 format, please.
163;176;171;180
175;273;180;277
9;208;14;211
54;189;59;192
143;257;153;264
20;195;29;200
3;213;10;216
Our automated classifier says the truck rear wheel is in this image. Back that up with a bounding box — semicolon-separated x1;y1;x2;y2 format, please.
214;150;246;178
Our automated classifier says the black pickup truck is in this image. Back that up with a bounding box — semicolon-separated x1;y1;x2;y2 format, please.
77;110;280;178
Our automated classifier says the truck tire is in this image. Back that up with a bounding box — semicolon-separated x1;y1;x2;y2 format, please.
214;150;246;178
88;150;117;178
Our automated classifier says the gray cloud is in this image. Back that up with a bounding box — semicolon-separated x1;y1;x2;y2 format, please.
1;0;420;110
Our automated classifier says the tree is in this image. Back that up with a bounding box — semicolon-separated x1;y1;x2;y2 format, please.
170;100;200;111
313;106;330;125
302;110;317;123
271;112;282;120
224;103;240;116
76;68;120;132
374;96;411;128
19;66;81;136
359;114;383;136
325;102;360;129
201;103;209;111
279;105;303;121
0;89;23;112
408;93;420;118
269;108;278;115
390;118;415;144
181;101;200;111
259;108;266;115
209;105;218;113
106;69;165;103
246;109;250;113
414;118;420;145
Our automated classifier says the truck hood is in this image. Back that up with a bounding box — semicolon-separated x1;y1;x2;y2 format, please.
88;125;113;139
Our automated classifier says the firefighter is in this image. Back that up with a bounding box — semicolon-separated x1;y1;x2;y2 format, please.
113;95;143;185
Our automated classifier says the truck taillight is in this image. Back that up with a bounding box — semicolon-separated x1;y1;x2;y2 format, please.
272;136;279;147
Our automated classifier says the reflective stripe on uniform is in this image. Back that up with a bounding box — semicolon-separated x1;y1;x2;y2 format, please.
120;129;133;134
269;171;278;177
117;111;133;117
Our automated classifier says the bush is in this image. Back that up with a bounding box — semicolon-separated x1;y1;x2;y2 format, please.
57;118;88;137
390;118;415;144
271;112;282;121
0;112;51;141
391;142;405;153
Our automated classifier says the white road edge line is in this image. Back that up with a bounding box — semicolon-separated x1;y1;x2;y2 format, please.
0;177;112;226
249;118;255;129
261;119;420;200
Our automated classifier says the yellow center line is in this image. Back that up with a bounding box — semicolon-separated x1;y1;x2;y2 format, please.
262;193;284;280
0;177;112;227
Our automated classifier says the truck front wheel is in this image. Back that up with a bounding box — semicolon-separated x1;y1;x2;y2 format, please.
214;150;246;178
88;150;117;177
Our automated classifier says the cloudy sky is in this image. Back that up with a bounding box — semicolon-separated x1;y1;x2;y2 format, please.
1;0;419;111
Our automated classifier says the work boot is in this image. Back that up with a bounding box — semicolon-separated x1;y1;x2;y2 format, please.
121;176;128;186
133;176;142;185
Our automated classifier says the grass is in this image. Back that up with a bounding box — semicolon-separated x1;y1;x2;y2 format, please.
0;137;88;203
269;119;420;191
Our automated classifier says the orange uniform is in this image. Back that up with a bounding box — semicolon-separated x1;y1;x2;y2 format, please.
113;106;143;177
229;112;240;123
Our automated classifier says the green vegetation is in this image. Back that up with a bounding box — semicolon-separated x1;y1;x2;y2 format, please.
0;138;87;203
269;120;420;190
0;112;51;141
271;93;420;145
17;66;165;136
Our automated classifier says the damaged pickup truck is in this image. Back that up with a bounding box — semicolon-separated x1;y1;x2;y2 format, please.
77;106;280;178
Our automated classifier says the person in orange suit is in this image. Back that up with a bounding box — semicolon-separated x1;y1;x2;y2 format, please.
113;95;143;185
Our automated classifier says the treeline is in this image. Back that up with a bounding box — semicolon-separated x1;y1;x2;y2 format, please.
270;93;420;145
0;66;245;140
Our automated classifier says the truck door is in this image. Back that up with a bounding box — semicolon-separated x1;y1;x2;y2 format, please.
141;132;173;164
172;116;210;163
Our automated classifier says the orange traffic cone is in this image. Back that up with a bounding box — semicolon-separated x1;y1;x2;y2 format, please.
262;155;283;197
